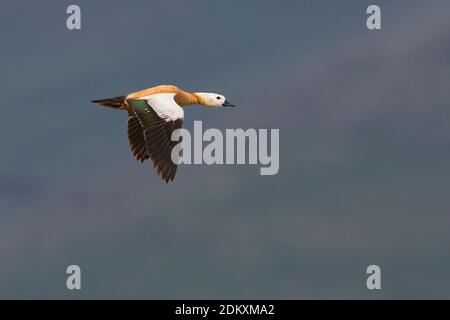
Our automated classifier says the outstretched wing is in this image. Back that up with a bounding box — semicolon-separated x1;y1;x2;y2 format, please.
127;111;150;163
126;93;184;183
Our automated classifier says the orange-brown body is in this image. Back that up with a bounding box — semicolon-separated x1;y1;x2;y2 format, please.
127;85;201;106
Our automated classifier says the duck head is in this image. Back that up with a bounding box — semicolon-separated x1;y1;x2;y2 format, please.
195;92;236;108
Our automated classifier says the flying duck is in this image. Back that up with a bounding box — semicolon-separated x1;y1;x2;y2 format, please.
91;85;235;183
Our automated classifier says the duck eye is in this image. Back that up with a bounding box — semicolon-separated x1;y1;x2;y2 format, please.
216;96;221;100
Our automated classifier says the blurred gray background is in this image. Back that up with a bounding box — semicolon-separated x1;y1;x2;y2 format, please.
1;0;450;299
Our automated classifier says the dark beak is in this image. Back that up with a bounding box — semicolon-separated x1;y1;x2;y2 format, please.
222;100;236;107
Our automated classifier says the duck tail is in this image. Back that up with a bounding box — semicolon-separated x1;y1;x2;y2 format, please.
91;95;126;109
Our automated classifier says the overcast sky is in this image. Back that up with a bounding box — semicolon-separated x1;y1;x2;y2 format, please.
1;0;450;299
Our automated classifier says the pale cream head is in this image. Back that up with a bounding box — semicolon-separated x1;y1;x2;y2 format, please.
195;92;235;108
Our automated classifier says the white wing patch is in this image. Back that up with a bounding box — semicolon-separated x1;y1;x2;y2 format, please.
144;93;184;122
